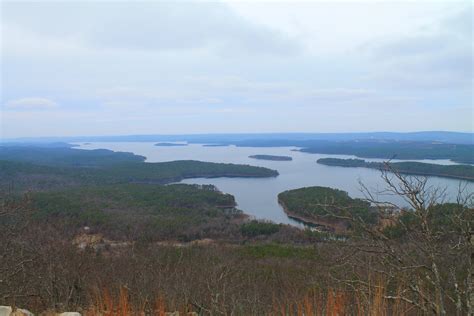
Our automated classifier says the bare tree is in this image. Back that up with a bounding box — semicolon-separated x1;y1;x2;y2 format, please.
0;193;37;306
323;163;473;315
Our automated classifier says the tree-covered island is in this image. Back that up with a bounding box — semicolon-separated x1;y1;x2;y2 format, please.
249;154;293;161
154;142;188;146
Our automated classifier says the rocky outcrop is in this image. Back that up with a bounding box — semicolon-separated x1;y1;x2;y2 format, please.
72;232;132;252
72;233;104;250
0;306;33;316
0;307;84;316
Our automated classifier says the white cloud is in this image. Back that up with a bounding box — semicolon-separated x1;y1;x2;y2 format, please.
4;97;58;110
2;1;301;56
362;6;472;90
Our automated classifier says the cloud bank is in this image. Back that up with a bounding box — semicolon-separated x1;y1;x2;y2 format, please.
1;1;472;137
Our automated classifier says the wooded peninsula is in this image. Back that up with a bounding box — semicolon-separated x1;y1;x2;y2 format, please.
0;146;279;191
317;158;474;181
278;186;377;233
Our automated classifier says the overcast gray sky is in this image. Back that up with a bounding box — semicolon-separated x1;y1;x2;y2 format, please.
1;0;472;138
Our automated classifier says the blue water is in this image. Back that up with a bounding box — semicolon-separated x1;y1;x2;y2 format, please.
78;142;473;226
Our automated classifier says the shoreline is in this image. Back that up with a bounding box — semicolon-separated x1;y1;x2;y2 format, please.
317;161;474;181
277;199;347;233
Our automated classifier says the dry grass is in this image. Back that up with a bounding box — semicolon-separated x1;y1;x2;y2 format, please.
81;279;415;316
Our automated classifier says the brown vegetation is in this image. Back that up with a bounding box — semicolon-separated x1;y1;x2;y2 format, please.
1;165;472;315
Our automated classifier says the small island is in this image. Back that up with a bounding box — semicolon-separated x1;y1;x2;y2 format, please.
317;158;474;181
155;142;188;147
249;154;292;161
203;144;229;147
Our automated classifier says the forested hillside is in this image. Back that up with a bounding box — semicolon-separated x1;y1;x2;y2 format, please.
0;145;472;315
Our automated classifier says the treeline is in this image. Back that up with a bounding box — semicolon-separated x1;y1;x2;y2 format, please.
317;158;474;181
299;140;474;164
0;145;146;167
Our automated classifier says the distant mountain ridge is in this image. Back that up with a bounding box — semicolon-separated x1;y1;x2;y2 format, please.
3;131;473;145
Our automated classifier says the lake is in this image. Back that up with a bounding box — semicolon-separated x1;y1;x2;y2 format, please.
78;142;473;226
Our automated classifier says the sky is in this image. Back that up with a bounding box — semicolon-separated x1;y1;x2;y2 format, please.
1;0;472;138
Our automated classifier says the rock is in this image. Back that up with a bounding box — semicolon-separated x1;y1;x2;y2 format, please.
11;310;33;316
0;307;34;316
0;306;12;316
72;233;104;250
0;307;82;316
191;238;214;246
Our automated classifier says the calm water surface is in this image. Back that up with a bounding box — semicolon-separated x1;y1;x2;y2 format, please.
78;142;473;226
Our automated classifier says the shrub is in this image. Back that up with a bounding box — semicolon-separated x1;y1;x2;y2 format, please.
240;220;280;237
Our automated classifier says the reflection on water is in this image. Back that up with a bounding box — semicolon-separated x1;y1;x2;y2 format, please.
77;142;473;226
